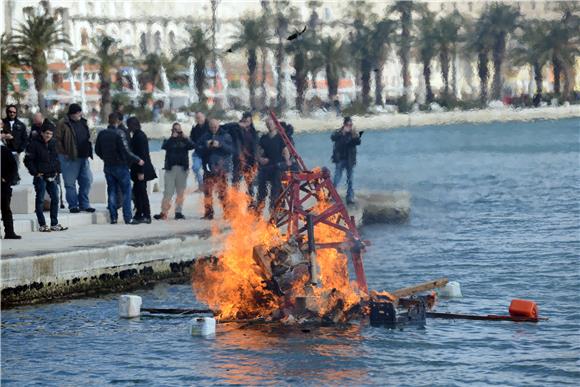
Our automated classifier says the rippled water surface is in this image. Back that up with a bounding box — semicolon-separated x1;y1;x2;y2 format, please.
2;118;579;386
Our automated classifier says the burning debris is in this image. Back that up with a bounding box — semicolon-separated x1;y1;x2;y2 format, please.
191;188;364;323
190;112;438;326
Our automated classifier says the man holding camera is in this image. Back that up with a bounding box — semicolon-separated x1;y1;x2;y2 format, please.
154;122;195;221
331;116;361;205
24;121;68;232
197;118;234;220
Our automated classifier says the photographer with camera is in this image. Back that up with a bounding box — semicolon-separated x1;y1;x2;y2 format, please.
331;116;361;205
197;118;234;220
24;120;68;232
154;122;195;220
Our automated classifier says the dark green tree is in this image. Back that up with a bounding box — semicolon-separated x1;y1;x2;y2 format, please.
484;2;520;100
72;35;128;121
417;10;437;103
435;11;463;100
231;15;271;110
318;36;349;101
11;14;70;115
389;1;426;102
1;34;19;110
177;27;212;105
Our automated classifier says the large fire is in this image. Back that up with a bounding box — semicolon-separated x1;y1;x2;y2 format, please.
191;187;362;322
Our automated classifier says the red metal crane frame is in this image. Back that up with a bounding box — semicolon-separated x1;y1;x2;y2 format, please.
268;111;368;293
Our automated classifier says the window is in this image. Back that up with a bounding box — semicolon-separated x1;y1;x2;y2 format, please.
140;33;148;56
169;31;176;47
81;28;89;46
154;31;161;54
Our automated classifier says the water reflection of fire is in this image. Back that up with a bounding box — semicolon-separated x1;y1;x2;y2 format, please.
191;187;363;322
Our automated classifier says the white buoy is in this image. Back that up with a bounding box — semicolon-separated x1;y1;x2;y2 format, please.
438;281;462;298
190;316;216;337
118;295;142;318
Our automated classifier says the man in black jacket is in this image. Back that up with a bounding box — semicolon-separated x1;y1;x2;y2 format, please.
128;117;157;224
232;112;258;197
189;111;209;192
24;121;68;232
154;122;195;220
2;105;28;154
331;116;361;205
197;118;234;220
256;117;291;213
95;113;143;224
29;112;44;140
1;121;21;239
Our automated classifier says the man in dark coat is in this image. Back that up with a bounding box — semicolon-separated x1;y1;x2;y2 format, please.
2;105;28;154
29;112;44;140
1;121;21;239
24;121;68;232
197;118;234;220
55;103;95;213
232;112;259;197
189;111;209;192
256;117;291;213
95;113;143;224
331;116;361;205
128;117;157;224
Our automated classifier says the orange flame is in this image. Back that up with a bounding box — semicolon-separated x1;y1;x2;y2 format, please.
191;184;362;322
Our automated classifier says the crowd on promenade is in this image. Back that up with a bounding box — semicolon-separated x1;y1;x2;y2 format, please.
1;103;362;240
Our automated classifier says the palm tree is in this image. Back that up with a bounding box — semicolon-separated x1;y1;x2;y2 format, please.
73;35;128;121
435;11;463;101
140;53;180;91
417;10;437;104
468;15;494;104
483;2;520;100
511;20;549;102
306;0;322;91
543;8;579;99
177;27;211;105
318;36;349;101
287;27;319;112
370;19;397;106
11;14;70;115
231;15;271;110
1;34;19;110
389;1;426;102
345;0;376;106
273;1;300;111
259;2;274;107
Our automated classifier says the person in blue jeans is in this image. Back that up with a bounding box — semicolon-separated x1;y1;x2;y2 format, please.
24;121;68;232
331;116;361;205
54;103;95;213
95;113;143;224
189;112;209;192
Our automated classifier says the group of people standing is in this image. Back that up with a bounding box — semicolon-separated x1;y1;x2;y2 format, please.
156;111;292;220
1;103;362;240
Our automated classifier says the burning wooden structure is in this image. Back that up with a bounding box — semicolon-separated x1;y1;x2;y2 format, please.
191;111;438;325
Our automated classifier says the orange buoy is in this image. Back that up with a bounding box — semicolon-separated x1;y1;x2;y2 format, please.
509;299;538;319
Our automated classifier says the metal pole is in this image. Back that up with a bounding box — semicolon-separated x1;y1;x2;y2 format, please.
306;214;320;286
211;0;219;91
